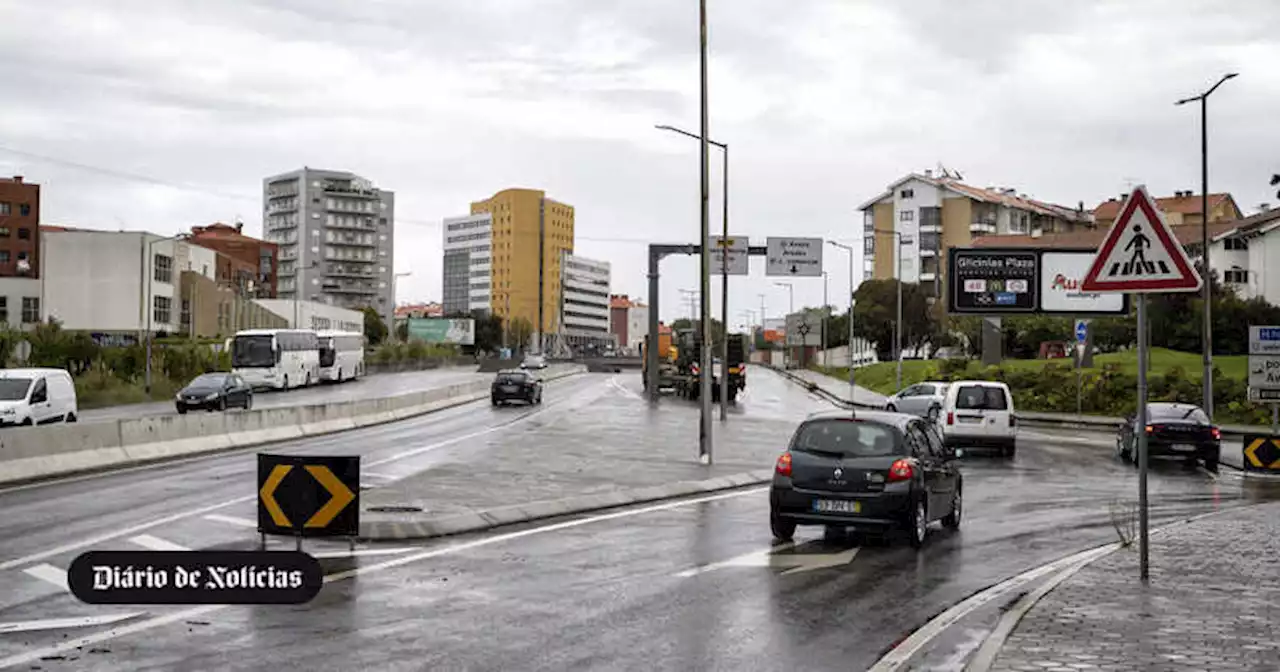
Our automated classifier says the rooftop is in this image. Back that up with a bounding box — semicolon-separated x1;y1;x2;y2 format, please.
1093;192;1234;221
861;172;1088;222
971;220;1240;250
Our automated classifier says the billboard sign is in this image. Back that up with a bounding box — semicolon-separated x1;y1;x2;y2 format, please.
1040;251;1128;314
407;318;475;345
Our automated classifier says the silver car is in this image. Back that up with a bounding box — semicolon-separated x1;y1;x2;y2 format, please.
885;382;949;421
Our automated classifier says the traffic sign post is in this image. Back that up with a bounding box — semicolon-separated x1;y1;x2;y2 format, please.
766;237;823;277
1074;319;1089;415
1081;185;1202;584
1247;326;1280;433
257;454;360;552
710;235;749;275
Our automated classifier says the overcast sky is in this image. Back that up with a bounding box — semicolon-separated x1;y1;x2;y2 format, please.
2;0;1278;328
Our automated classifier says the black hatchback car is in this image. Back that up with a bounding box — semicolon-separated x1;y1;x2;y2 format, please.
491;370;543;406
770;409;962;548
175;372;253;414
1115;402;1220;470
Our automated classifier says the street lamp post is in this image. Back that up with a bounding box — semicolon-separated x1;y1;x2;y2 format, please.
828;240;856;400
393;272;411;341
775;282;794;369
872;228;910;390
1176;72;1238;422
655;124;730;421
822;271;829;369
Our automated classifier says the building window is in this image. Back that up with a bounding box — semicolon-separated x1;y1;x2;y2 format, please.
153;296;172;325
899;210;914;222
900;189;914;199
1225;238;1248;251
0;203;8;215
864;237;875;256
0;227;9;238
21;297;39;324
0;297;6;323
153;254;173;283
19;204;30;216
0;251;8;263
17;228;30;240
1225;268;1248;284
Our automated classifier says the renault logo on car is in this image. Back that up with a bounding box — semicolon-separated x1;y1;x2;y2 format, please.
833;468;843;479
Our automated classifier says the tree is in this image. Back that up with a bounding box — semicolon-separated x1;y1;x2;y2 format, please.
1001;315;1074;359
395;320;409;342
851;279;936;361
362;307;388;346
508;317;534;350
470;311;503;353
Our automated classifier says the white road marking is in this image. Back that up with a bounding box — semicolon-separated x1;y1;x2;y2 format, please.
608;377;641;400
0;486;767;669
675;548;778;577
203;514;257;528
0;613;145;635
359;471;398;480
127;535;190;552
675;542;859;578
22;564;69;591
308;547;416;559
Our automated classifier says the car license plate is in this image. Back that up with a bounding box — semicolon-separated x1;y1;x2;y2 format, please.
502;386;517;392
958;415;982;423
1172;443;1196;452
813;499;860;514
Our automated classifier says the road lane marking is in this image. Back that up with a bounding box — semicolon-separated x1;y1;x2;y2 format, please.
0;486;767;669
22;564;68;591
360;471;398;480
309;547;416;559
128;535;189;552
203;514;257;528
608;376;641;400
675;541;859;577
675;548;778;577
0;378;613;573
0;613;146;635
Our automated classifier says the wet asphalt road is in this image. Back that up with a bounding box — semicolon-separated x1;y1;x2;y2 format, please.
0;369;1257;671
77;367;490;423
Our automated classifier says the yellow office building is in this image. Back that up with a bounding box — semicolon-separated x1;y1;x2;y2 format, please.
471;188;575;337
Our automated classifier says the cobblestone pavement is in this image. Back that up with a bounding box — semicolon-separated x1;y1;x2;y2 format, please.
989;501;1280;671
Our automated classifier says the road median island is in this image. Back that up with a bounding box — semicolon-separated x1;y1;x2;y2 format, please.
0;365;587;487
357;383;801;541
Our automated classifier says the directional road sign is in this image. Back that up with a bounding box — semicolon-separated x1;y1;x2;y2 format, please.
785;311;823;346
766;237;823;277
710;235;749;276
1080;185;1201;293
1249;326;1280;355
257;454;360;537
1240;435;1280;473
1075;319;1088;344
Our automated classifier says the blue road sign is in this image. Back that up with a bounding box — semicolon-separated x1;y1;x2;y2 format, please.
994;293;1017;305
1075;320;1088;344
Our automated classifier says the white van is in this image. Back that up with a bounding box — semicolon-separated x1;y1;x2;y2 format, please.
939;380;1016;457
0;368;79;427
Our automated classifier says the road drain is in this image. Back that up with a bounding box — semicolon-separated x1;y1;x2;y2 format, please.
368;505;424;513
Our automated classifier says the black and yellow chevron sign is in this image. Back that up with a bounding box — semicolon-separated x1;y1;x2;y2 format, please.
1241;435;1280;472
257;454;360;537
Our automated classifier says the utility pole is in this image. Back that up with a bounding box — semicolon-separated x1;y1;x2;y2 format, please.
828;240;857;401
697;0;712;462
822;271;829;369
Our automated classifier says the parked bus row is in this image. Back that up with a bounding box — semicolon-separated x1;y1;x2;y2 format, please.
229;328;366;391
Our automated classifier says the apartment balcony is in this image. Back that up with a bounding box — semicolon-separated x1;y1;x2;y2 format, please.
918;223;942;234
325;267;375;279
970;220;997;235
920;271;938;282
322;283;378;295
328;237;376;248
327;219;376;232
322;182;379;198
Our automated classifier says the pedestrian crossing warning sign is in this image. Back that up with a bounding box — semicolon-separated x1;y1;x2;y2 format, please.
1080;185;1202;294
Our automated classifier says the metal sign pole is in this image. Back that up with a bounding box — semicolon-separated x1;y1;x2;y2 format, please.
1137;293;1150;582
1272;404;1278;435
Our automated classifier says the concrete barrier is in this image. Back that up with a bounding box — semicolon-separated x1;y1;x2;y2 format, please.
0;363;585;487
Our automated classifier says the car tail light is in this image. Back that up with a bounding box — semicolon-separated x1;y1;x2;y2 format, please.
887;458;914;482
691;364;700;375
1009;415;1017;427
947;412;954;426
1145;425;1154;434
775;452;792;477
1211;427;1221;440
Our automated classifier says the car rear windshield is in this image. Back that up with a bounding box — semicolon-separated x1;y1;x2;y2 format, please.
955;385;1008;410
496;373;528;384
0;378;32;401
1149;405;1209;424
791;419;903;458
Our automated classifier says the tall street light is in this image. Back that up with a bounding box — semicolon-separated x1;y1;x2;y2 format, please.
144;232;190;395
1176;72;1238;421
656;123;730;422
775;282;793;369
828;240;856;399
393;271;412;341
822;271;829;369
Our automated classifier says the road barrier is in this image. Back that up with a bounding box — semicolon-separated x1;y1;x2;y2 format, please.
0;364;586;487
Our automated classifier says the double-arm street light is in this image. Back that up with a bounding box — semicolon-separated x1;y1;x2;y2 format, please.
656;123;730;422
1176;72;1238;421
827;240;857;399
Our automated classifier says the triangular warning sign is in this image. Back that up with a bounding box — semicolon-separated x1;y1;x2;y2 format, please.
1080;185;1202;294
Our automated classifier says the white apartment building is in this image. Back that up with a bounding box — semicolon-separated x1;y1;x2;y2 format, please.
40;229;218;336
441;213;493;316
560;252;611;349
625;302;649;352
253;299;363;332
1211;207;1280;305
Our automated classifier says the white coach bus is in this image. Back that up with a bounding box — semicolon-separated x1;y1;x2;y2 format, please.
229;329;321;390
317;331;365;383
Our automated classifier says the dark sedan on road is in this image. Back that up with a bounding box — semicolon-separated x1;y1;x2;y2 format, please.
1115;402;1220;470
175;373;253;414
770;409;962;548
492;370;543;406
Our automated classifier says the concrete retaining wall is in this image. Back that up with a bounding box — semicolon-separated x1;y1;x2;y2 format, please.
0;364;585;487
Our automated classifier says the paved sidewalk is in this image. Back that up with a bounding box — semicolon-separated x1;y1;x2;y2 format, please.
989;501;1280;671
783;368;889;407
360;368;828;539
